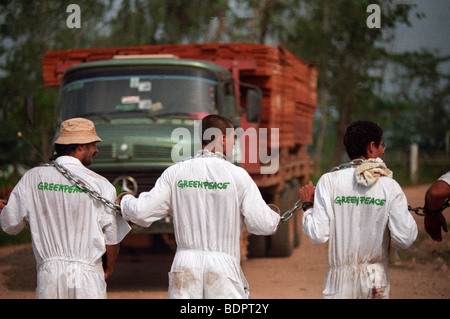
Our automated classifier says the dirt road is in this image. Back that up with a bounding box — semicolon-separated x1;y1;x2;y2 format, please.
0;184;448;299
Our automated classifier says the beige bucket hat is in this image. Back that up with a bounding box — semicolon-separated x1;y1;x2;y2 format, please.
54;118;102;145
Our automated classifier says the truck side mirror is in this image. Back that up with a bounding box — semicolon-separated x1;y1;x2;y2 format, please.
246;88;262;123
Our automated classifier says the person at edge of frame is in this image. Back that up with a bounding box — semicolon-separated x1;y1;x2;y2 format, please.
0;117;131;299
423;171;449;242
298;120;417;299
116;114;280;299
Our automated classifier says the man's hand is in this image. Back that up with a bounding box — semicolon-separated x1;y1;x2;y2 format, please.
424;213;448;242
0;199;6;214
104;244;120;280
115;192;134;205
299;181;315;211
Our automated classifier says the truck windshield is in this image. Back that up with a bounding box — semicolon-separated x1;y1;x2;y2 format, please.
60;65;219;120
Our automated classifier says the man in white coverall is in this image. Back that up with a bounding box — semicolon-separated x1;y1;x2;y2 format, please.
0;118;131;298
299;120;417;299
116;114;280;298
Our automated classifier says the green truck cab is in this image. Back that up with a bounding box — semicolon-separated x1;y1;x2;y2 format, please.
55;56;261;235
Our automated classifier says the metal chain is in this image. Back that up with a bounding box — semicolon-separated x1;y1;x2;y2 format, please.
330;158;380;172
279;199;303;224
279;196;448;222
330;159;450;217
278;197;448;221
408;199;450;216
47;161;122;214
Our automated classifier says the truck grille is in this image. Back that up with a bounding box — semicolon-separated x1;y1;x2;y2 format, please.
95;144;173;161
96;144;116;160
133;144;172;160
96;170;165;194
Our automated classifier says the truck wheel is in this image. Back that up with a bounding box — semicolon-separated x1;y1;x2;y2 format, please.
247;234;268;258
267;181;298;257
268;219;292;257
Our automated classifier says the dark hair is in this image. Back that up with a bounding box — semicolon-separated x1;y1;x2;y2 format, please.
201;114;233;146
343;120;383;160
53;143;79;159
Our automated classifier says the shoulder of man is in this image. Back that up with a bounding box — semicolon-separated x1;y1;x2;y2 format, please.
75;166;116;195
80;167;110;183
18;165;45;182
438;171;450;185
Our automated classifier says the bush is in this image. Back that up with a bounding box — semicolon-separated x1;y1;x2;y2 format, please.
0;227;31;247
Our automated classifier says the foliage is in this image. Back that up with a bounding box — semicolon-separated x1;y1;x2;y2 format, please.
387;49;450;151
0;227;31;247
0;0;448;174
0;119;27;166
0;1;112;166
276;0;427;168
104;0;230;45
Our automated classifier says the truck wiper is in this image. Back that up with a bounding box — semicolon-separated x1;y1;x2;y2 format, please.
154;112;200;118
79;110;158;121
80;112;112;122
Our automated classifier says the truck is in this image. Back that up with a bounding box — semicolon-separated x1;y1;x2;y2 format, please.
40;43;318;258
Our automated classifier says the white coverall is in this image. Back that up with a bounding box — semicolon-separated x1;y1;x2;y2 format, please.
438;171;450;184
0;156;131;299
121;151;280;298
302;161;417;299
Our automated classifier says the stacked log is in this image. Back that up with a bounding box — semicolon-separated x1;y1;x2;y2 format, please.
42;43;317;148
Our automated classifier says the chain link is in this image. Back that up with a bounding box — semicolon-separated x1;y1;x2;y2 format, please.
279;199;303;224
408;205;427;216
408;199;450;216
330;158;381;172
331;159;450;217
47;158;448;220
47;161;122;214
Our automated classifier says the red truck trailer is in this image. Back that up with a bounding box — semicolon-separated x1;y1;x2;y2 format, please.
41;43;317;258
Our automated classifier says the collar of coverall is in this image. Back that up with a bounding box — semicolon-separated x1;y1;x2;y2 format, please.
195;149;226;160
55;155;84;166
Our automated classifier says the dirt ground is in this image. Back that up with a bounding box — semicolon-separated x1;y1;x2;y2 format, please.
0;184;448;299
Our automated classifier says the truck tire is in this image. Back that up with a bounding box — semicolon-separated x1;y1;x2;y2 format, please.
247;234;268;258
268;217;292;257
267;181;298;257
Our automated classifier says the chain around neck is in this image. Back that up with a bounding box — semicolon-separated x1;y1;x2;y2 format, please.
195;149;226;160
329;158;380;172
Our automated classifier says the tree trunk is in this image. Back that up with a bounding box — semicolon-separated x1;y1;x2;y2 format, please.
314;83;328;177
328;106;351;170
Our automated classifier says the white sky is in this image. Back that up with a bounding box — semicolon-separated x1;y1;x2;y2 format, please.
391;0;450;56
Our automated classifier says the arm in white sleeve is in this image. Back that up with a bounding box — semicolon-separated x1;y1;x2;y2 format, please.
240;175;280;235
0;179;28;235
388;184;418;249
301;176;331;244
100;185;131;245
120;171;172;228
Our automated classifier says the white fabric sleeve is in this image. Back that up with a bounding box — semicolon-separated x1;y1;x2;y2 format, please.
0;176;28;235
438;171;450;185
239;174;280;236
387;183;418;250
301;175;331;244
100;185;131;245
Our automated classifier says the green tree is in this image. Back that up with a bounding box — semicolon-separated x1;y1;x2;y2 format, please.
388;49;450;152
0;1;112;164
268;0;422;170
105;0;230;46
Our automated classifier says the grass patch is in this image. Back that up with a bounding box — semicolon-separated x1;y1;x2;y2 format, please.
0;227;31;248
